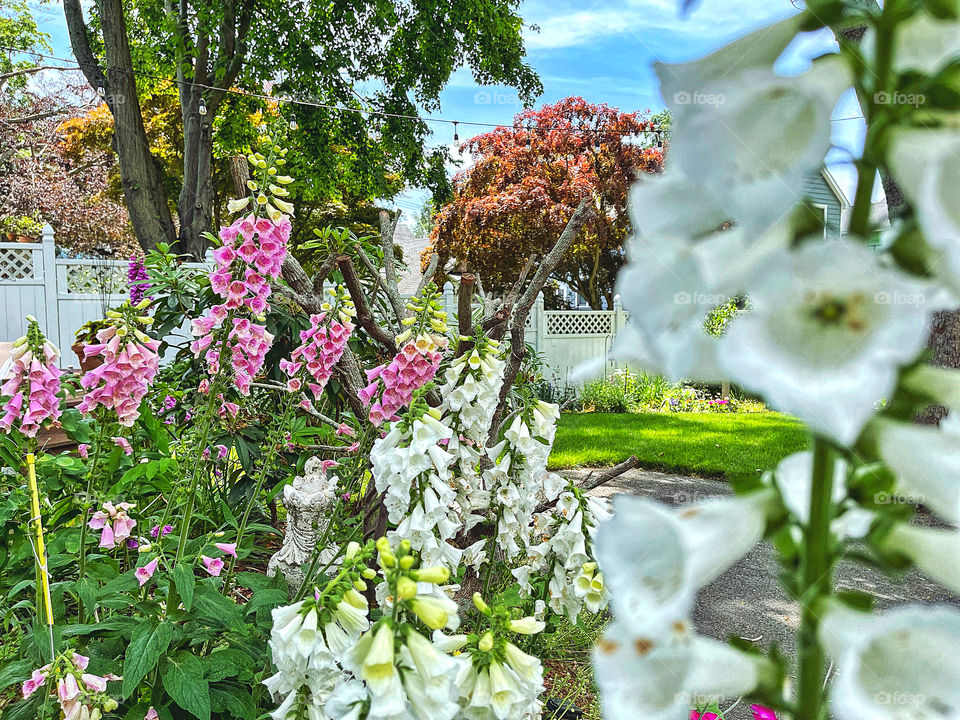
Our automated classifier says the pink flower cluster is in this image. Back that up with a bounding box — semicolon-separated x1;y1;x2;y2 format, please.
190;215;289;394
280;312;354;405
88;501;136;549
359;342;442;426
0;344;61;437
192;311;274;395
22;653;119;718
77;326;160;426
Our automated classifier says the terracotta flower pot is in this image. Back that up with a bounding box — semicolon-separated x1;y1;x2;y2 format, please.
5;232;15;241
72;342;103;373
16;235;37;243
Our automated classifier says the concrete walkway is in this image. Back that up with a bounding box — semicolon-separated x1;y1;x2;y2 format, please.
564;468;960;717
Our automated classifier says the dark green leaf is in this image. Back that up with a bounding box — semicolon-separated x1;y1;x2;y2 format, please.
162;651;210;720
172;563;196;612
210;684;255;720
122;618;175;697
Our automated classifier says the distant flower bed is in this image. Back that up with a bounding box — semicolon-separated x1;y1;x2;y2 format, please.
571;369;767;414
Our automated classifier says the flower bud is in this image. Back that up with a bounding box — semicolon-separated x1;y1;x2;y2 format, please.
361;567;377;579
507;617;545;635
478;631;494;652
412;566;449;584
345;541;361;560
396;576;418;600
472;593;490;615
399;555;415;570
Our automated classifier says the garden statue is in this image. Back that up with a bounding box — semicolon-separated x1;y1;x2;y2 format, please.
268;456;341;592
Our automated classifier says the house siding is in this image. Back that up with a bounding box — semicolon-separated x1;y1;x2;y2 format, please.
802;171;843;238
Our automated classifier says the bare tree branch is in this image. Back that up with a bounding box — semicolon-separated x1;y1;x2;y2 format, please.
532;456;639;515
414;252;440;297
378;210;407;322
338;256;399;354
487;196;596;443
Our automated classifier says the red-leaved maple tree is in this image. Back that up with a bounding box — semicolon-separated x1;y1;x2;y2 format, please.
428;97;665;309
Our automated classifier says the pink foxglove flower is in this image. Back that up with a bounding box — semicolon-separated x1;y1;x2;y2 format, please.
281;310;355;405
336;423;356;437
135;558;160;586
89;501;136;549
361;339;443;426
751;706;778;720
0;319;62;437
77;322;159;427
77;443;90;458
190;215;289;394
113;437;133;455
21;668;48;699
145;708;159;720
215;542;237;557
201;555;224;576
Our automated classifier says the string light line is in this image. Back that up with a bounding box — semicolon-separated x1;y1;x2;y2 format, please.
3;45;869;139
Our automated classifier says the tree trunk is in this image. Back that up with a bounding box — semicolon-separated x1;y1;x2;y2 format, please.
176;108;215;260
63;0;177;254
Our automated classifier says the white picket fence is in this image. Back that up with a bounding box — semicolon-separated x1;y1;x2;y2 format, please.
0;225;627;378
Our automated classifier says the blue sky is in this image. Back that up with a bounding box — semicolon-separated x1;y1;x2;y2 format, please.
31;0;869;226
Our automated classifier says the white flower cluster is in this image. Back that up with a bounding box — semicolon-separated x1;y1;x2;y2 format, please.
595;9;960;719
482;401;560;560
370;411;463;569
439;342;507;540
593;492;776;719
513;489;611;622
264;588;371;719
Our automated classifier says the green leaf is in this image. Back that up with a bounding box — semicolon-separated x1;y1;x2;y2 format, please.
172;563;196;612
0;659;35;692
162;651;210;720
192;584;246;632
121;618;175;697
202;649;253;682
210;684;255;720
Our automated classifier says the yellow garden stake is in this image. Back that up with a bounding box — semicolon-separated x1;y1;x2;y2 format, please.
26;452;55;656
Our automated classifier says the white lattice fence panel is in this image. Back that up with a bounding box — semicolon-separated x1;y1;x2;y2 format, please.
62;263;127;295
545;312;614;336
0;247;35;282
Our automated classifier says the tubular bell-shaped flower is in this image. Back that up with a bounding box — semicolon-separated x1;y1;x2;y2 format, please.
0;316;62;437
820;603;960;720
77;303;159;426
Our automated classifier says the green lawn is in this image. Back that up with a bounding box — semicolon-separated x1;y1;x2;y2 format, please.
549;412;809;477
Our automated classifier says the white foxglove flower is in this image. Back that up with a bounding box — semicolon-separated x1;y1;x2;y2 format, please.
597;492;773;628
881;523;960;594
820;603;960;720
503;642;544;693
720;239;944;445
874;419;960;525
325;679;367;720
668;58;850;234
888;127;960;293
342;624;406;717
593;620;762;720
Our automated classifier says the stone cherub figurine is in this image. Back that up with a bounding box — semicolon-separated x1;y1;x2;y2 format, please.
267;456;340;593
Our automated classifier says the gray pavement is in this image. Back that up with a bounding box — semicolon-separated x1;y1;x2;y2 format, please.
563;468;960;717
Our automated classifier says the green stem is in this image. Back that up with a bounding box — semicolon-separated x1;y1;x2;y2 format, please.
220;398;297;596
795;438;836;720
847;4;897;239
77;420;109;623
